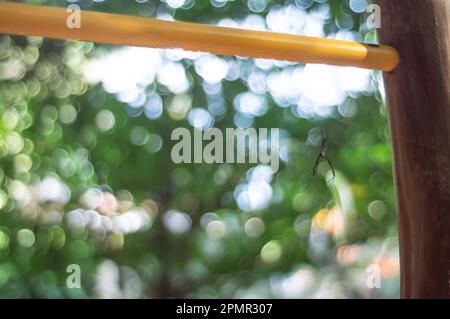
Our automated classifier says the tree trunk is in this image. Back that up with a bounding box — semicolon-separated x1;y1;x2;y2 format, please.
374;0;450;298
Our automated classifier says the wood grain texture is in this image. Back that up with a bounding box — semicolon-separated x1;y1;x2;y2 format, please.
375;0;450;298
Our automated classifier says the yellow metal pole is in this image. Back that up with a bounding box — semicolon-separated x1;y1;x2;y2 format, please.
0;1;399;71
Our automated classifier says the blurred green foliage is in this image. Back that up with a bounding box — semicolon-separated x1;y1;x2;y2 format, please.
0;0;399;298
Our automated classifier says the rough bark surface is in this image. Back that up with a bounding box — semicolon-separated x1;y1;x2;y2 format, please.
375;0;450;298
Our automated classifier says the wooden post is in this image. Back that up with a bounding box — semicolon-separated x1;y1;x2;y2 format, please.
375;0;450;298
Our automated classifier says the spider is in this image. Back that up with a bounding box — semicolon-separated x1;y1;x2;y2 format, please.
307;128;335;186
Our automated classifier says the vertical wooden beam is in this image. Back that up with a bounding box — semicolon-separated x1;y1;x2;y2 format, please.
375;0;450;298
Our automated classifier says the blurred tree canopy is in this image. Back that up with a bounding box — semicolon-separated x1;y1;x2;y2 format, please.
0;0;399;298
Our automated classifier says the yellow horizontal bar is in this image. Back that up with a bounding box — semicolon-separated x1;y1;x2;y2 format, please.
0;2;399;71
